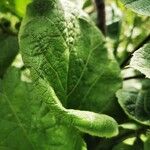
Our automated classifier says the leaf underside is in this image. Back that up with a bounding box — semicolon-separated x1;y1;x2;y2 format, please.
130;43;150;78
121;0;150;16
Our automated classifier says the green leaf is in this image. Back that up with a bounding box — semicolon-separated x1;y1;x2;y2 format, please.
14;0;32;17
31;70;119;138
112;142;133;150
0;67;87;150
116;79;150;126
19;0;121;113
121;0;150;16
144;136;150;150
64;110;118;137
19;0;120;140
130;43;150;78
119;122;141;130
0;34;18;78
107;20;121;39
83;0;92;9
0;0;32;17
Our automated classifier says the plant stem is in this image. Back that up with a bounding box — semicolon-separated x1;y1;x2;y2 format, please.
123;74;145;80
121;33;150;68
95;0;106;35
94;127;147;150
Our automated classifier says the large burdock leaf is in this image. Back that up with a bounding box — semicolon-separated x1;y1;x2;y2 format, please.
19;0;120;145
116;79;150;126
0;67;87;150
121;0;150;16
130;44;150;78
19;0;121;113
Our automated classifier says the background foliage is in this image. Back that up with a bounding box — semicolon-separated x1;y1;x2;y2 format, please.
0;0;150;150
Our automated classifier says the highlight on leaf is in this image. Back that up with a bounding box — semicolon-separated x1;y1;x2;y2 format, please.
121;0;150;16
130;43;150;78
64;110;119;138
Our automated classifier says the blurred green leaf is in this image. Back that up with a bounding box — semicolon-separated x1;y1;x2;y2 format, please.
119;122;141;131
83;0;92;9
0;0;32;17
14;0;32;17
144;136;150;150
130;43;150;78
0;34;18;78
112;142;133;150
0;67;87;150
116;79;150;126
107;20;121;39
121;0;150;16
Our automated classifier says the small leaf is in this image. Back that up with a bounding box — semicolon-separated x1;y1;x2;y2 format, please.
116;79;150;126
119;122;141;130
14;0;32;17
130;43;150;78
121;0;150;16
0;0;32;17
